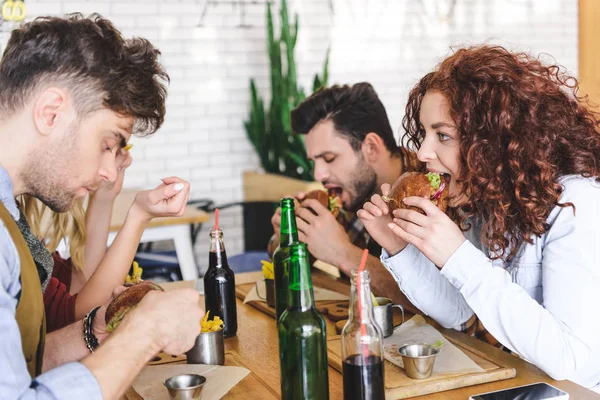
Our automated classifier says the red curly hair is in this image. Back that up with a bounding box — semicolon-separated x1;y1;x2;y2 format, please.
403;45;600;259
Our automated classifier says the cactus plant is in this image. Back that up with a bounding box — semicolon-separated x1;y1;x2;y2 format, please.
244;0;329;181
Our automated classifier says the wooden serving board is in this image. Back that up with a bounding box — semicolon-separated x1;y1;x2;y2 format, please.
327;335;516;399
235;282;278;318
334;306;405;335
148;351;187;365
122;350;278;400
316;302;350;321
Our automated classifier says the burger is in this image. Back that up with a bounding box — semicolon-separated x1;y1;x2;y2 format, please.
105;281;164;332
382;172;449;214
302;188;342;217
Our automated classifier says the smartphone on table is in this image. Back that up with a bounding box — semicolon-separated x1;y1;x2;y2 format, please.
469;382;569;400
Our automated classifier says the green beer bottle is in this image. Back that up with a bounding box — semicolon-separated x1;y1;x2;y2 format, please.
272;198;299;320
278;243;329;400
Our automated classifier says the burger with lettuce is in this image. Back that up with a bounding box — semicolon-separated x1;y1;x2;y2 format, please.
302;188;343;217
382;172;449;214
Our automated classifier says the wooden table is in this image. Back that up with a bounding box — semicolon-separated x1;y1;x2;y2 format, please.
108;190;210;281
161;272;599;400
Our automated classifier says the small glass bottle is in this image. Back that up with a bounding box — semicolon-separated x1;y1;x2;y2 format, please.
203;228;237;337
341;270;384;400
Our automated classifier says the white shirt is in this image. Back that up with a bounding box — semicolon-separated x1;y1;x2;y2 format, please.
381;175;600;388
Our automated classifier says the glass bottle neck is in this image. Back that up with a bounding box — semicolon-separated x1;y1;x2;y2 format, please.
348;271;375;324
209;229;228;268
279;199;299;246
287;244;314;311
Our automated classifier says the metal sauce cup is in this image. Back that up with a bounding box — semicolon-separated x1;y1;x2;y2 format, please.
163;374;206;400
186;329;225;365
398;344;439;379
373;297;405;338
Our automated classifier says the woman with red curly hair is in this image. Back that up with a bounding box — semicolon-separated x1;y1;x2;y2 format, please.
358;45;600;387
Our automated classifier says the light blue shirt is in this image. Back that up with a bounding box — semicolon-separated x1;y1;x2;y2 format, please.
0;165;102;399
382;175;600;388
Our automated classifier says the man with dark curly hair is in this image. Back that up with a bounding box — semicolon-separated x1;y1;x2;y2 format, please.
0;14;202;398
360;46;600;388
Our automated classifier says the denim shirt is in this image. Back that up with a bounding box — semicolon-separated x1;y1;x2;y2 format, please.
381;175;600;388
0;165;102;399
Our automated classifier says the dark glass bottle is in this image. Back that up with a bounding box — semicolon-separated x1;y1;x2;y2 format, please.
278;242;329;400
341;270;384;400
203;228;237;337
272;198;299;321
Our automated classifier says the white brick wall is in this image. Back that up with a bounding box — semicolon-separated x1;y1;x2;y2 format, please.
5;0;578;274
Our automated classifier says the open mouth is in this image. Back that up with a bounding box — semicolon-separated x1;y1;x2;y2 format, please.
327;187;342;198
428;171;450;181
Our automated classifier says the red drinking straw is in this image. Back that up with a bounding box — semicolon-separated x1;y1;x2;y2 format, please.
357;248;369;358
215;208;219;231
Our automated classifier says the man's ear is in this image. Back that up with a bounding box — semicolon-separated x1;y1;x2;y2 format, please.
361;132;385;163
33;87;69;137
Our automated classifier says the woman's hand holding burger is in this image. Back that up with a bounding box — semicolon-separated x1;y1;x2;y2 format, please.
359;172;465;267
390;196;465;268
357;183;409;257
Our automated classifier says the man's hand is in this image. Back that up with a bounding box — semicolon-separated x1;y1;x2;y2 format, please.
295;198;352;267
271;207;282;238
80;288;203;400
120;288;203;355
270;192;299;238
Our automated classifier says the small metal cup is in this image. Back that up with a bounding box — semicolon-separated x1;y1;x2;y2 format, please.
255;278;275;307
186;329;225;365
163;374;206;400
398;344;439;379
373;297;405;338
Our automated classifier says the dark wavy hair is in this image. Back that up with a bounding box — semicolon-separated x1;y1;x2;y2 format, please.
402;45;600;259
0;13;168;135
292;83;400;154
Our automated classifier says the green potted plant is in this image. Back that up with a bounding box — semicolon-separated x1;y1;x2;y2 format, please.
239;0;329;252
244;0;329;183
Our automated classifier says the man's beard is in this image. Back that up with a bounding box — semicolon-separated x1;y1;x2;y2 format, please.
29;178;77;213
22;124;82;212
345;156;377;213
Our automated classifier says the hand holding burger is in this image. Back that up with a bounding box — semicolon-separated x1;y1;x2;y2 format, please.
105;281;164;332
292;188;352;268
383;171;466;267
357;171;451;257
267;189;343;259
